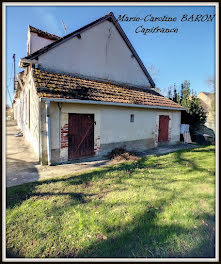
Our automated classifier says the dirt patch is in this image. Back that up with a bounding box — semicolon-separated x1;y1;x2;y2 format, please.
106;148;140;165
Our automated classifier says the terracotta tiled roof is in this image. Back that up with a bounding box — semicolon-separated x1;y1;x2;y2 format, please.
32;69;183;109
29;25;61;41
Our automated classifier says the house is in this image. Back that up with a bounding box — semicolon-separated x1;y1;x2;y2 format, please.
197;92;215;140
13;12;184;165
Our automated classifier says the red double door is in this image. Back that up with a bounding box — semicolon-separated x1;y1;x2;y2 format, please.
158;115;170;142
68;113;95;160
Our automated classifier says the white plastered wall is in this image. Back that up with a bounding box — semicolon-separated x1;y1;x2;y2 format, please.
28;32;55;55
15;71;40;158
100;106;181;147
23;75;40;157
38;20;151;87
100;106;156;144
47;102;181;162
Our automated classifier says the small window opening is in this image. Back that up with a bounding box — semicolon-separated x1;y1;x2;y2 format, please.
130;114;134;123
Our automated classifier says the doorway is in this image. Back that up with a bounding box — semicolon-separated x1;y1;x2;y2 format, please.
158;115;170;142
68;113;95;160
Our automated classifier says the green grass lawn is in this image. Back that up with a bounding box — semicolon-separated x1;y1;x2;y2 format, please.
6;146;215;258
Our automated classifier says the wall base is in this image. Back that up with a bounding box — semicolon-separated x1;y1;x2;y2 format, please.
99;138;155;157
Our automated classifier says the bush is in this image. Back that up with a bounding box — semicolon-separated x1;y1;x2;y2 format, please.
168;81;207;130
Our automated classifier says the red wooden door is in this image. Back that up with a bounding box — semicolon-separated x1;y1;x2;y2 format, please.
68;113;94;160
158;115;169;142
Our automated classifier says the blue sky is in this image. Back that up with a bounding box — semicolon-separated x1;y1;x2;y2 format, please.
6;5;216;106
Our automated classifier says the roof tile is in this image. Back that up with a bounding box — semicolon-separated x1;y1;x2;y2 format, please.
29;25;61;41
32;69;183;109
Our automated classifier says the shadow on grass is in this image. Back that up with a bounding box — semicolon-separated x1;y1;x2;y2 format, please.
75;209;215;258
6;158;148;209
190;147;215;154
6;147;215;209
6;147;215;258
174;148;215;175
71;167;214;258
6;249;25;258
6;193;215;258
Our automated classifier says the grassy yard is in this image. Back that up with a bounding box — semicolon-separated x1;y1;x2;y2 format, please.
6;146;215;258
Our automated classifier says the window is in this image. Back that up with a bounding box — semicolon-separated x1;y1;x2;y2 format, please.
130;114;134;122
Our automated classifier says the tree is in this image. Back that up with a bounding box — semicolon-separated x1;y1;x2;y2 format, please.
147;64;160;82
172;84;179;103
167;85;173;100
181;95;207;128
167;81;206;129
147;64;162;93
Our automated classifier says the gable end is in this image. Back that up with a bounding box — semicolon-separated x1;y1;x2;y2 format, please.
22;12;155;88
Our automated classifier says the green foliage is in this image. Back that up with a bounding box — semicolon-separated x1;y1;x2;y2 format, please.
168;81;206;128
168;84;180;103
168;85;173;100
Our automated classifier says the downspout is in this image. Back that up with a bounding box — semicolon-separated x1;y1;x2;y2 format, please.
45;101;51;165
58;102;61;149
38;100;42;164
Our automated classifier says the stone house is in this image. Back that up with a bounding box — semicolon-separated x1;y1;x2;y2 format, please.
13;12;184;165
197;92;215;141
